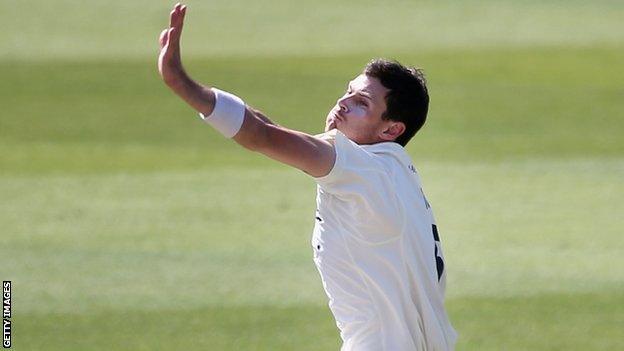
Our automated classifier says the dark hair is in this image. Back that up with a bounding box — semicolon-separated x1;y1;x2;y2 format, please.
364;58;429;146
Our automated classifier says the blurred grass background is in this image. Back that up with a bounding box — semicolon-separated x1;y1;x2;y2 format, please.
1;0;623;350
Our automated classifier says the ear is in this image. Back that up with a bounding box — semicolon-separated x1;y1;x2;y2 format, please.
379;121;406;142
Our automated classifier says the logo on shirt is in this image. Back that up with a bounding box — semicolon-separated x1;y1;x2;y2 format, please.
408;165;417;174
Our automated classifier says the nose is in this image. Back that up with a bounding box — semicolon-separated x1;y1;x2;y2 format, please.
337;96;349;113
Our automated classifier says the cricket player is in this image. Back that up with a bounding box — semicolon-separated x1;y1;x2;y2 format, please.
158;4;457;350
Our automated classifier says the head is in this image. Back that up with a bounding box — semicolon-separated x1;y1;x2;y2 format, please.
325;59;429;146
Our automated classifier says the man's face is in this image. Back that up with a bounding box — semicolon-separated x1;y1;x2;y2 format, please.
325;74;391;144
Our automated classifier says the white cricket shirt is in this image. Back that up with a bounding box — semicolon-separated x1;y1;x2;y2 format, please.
312;130;457;351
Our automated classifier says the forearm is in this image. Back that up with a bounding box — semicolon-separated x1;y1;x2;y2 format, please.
166;71;279;127
249;107;277;126
157;4;334;177
166;72;217;117
166;75;276;152
168;80;334;176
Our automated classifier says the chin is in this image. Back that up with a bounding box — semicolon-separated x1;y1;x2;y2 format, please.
325;121;337;132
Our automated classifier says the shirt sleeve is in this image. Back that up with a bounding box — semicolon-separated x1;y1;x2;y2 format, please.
313;130;385;196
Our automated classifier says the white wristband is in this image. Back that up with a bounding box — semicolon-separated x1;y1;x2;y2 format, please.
199;88;246;138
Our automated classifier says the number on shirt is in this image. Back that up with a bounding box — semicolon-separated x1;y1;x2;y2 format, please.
432;224;444;281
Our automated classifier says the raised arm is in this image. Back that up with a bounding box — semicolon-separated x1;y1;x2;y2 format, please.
157;4;335;177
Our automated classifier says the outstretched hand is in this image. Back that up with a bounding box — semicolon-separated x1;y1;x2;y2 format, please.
158;3;187;86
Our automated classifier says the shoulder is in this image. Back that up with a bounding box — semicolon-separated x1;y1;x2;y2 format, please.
313;130;394;191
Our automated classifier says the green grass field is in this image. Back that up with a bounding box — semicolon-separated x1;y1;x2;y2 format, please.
1;1;623;350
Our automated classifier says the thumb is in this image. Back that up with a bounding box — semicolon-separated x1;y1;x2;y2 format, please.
168;27;180;48
159;28;170;48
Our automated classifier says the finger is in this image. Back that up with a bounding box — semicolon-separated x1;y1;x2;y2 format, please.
170;5;186;30
177;5;187;30
169;9;175;28
169;7;187;47
168;27;180;48
169;3;183;28
169;4;179;28
159;28;169;48
159;29;174;60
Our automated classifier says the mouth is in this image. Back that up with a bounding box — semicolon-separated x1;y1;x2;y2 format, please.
331;111;344;123
326;109;344;131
